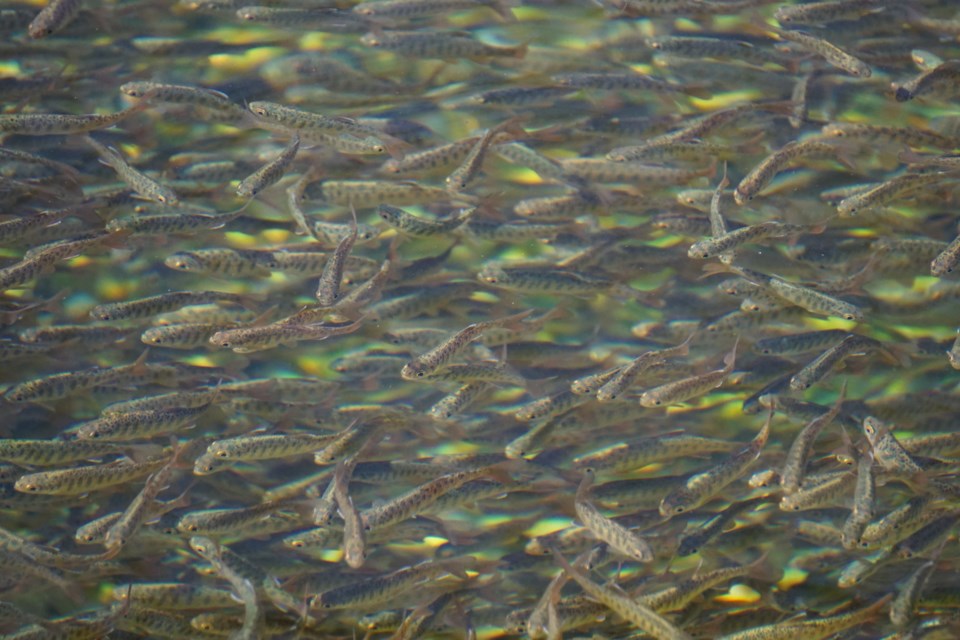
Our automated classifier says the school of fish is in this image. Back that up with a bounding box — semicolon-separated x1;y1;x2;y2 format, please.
2;0;960;637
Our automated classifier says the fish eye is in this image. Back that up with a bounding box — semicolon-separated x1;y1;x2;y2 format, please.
417;371;424;378
215;451;228;458
674;506;683;513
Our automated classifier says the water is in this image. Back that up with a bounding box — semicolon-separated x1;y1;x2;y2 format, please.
1;0;960;638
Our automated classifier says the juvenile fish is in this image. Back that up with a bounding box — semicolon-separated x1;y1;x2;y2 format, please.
360;467;497;531
310;557;475;609
596;333;694;401
836;171;951;216
400;309;532;379
772;26;872;77
676;498;766;557
236;134;300;199
639;340;737;407
200;433;334;467
841;450;876;549
0;105;146;136
894;60;960;102
15;456;167;495
0;439;128;467
573;433;737;473
378;204;474;237
209;317;363;353
27;0;80;37
713;264;864;321
381;138;478;176
73;404;210;441
332;458;366;569
478;264;613;295
558;71;710;99
574;470;653;562
780;385;846;493
310;179;447;207
734;139;851;204
753;329;851;356
790;334;881;391
352;0;512;20
360;30;527;61
427;382;492;420
104;453;180;553
91;290;252;321
315;207;359;306
84;135;180;205
659;414;770;517
248;101;409;159
552;550;691;640
821;121;960;150
446;116;526;194
141;322;236;349
930;231;960;276
775;0;887;25
176;501;299;537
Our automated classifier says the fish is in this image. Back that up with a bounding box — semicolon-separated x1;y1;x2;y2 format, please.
780;384;846;494
247;101;410;158
769;25;872;77
84;135;180;205
551;550;692;640
894;60;960;102
235;134;300;199
0;107;147;135
309;557;476;609
733;139;852;204
315;206;359;306
790;336;880;391
27;0;80;37
14;456;168;495
360;30;527;61
400;309;531;379
73;404;211;441
596;332;694;401
209;317;364;353
332;457;366;569
120;81;247;121
360;467;498;531
640;340;738;408
91;290;252;321
378;203;475;237
659;412;770;517
445;116;527;194
574;469;654;562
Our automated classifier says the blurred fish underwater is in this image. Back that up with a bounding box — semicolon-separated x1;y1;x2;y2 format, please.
3;0;960;637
